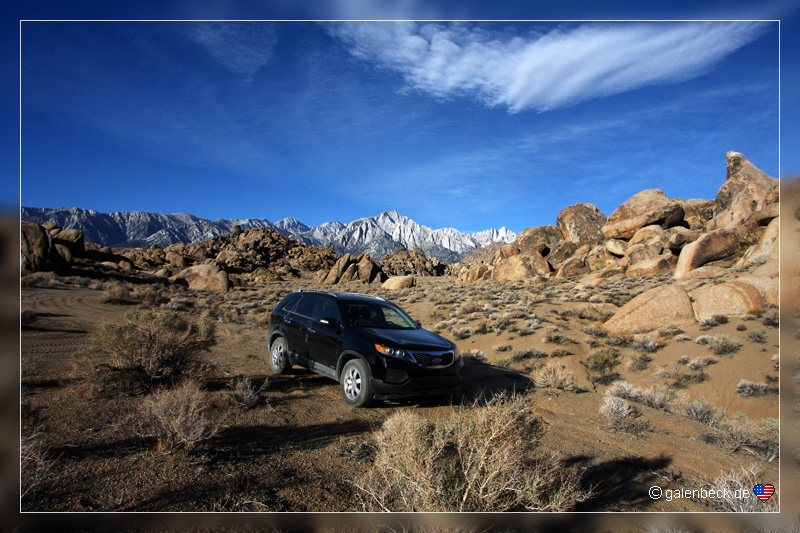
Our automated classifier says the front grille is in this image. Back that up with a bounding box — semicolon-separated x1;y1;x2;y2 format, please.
412;351;454;367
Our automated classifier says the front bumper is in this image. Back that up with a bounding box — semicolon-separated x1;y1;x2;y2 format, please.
370;355;463;399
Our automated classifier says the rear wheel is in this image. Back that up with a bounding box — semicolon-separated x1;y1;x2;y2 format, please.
340;359;373;407
269;336;290;374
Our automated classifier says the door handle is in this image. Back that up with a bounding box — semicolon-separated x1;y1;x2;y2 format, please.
308;327;316;334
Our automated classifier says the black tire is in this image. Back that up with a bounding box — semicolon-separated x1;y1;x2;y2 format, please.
269;336;290;374
340;359;374;408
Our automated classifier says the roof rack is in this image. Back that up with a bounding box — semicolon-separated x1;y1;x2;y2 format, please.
292;289;385;301
343;292;386;301
293;289;337;296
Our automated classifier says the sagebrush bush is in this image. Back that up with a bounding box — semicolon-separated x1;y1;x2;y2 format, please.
101;284;132;304
89;309;216;391
21;437;57;499
708;335;740;355
462;350;487;363
747;331;767;344
355;394;588;512
682;398;727;427
133;380;219;451
227;376;262;410
632;335;661;353
701;464;777;512
492;344;512;352
607;381;676;411
737;380;768;397
687;355;718;370
599;393;649;435
628;353;652;372
762;307;779;328
531;363;578;391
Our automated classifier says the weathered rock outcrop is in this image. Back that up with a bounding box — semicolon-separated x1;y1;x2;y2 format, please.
674;229;740;279
601;189;685;240
689;281;763;321
514;225;562;255
706;152;778;230
556;203;606;246
491;255;536;282
320;253;385;285
380;247;447;276
173;264;230;292
603;285;695;334
382;275;416;290
21;221;64;274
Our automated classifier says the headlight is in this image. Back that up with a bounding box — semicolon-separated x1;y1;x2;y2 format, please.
453;345;461;359
375;344;408;359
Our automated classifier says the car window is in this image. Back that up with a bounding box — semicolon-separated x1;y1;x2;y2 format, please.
280;294;301;313
345;302;417;329
314;298;342;324
292;295;318;318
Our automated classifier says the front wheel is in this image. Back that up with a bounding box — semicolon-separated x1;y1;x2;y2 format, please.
269;336;290;374
340;359;373;407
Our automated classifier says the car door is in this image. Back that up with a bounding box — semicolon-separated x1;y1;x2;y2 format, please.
284;294;317;360
307;296;344;371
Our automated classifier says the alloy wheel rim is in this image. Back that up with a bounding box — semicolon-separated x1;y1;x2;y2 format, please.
272;344;284;366
344;367;361;399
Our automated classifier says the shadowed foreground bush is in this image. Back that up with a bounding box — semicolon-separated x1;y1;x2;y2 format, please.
133;380;219;451
89;309;216;392
355;394;588;512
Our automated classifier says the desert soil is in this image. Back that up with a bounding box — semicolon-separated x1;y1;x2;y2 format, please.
20;274;779;512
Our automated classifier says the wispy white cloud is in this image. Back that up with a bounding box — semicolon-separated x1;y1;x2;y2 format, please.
187;22;277;76
329;21;769;112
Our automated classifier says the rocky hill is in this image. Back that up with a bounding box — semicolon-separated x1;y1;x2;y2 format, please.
21;207;514;263
454;151;778;333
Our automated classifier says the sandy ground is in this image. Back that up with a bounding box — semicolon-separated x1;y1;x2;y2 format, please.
20;274;779;513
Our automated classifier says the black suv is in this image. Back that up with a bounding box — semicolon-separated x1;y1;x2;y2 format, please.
266;289;462;407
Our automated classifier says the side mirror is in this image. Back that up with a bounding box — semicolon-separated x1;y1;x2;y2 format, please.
320;317;340;328
415;320;422;327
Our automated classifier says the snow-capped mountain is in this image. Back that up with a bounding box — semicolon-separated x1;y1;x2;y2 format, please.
21;207;516;263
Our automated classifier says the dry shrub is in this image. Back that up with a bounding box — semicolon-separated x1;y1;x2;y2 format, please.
492;344;512;352
21;436;58;499
89;309;216;392
356;394;588;512
607;381;677;411
762;307;779;328
701;417;779;462
227;376;263;410
450;327;474;340
133;380;219;451
737;380;769;397
543;326;573;345
462;350;487;363
687;355;718;370
628;353;652;372
708;335;740;355
531;362;578;391
632;335;662;353
747;330;767;344
682;398;727;427
599;393;649;435
101;284;133;304
700;464;778;512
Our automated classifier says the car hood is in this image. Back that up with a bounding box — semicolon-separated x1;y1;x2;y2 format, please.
358;327;454;352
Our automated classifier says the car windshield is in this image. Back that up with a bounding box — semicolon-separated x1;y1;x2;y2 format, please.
344;302;418;329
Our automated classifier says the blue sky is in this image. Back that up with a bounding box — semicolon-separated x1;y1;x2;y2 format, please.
20;20;779;234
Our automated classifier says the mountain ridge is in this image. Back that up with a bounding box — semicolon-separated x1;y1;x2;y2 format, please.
21;206;515;263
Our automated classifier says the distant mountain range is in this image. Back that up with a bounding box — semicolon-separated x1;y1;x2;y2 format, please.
21;207;516;263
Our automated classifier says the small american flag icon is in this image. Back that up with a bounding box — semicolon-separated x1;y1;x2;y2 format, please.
753;484;775;502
